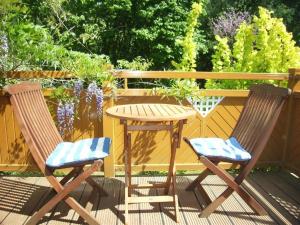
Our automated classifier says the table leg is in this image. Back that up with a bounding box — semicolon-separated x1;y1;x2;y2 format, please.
123;119;184;224
164;120;184;223
127;133;132;197
172;170;179;222
123;121;132;225
125;186;129;225
164;131;178;195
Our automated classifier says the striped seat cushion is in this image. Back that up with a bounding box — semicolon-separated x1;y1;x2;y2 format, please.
46;138;111;168
189;137;251;161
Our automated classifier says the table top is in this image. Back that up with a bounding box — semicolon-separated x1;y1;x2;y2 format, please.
106;103;196;122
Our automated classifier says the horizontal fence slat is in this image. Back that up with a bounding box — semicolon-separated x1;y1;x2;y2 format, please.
117;89;250;97
115;71;289;80
4;71;72;78
1;89;250;97
4;70;292;80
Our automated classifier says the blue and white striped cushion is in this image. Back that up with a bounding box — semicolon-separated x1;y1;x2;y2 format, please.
46;138;111;168
189;137;251;161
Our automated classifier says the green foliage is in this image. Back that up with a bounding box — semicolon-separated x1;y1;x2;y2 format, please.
158;1;204;101
50;86;73;103
155;79;202;102
116;56;153;71
207;7;300;89
211;35;232;72
1;1;300;85
173;1;203;72
22;0;209;70
61;51;113;84
5;22;67;70
13;0;300;71
0;0;68;72
0;0;117;92
115;56;153;89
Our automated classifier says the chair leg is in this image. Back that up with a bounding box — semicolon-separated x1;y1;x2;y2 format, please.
26;161;101;225
44;167;82;202
200;187;233;217
186;168;210;191
198;156;267;217
235;185;267;216
60;167;82;185
64;196;101;225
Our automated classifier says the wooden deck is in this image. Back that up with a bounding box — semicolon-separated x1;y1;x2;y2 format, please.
0;171;299;225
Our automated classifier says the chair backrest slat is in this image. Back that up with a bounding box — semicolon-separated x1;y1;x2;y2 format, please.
17;92;50;160
5;82;63;172
231;84;290;155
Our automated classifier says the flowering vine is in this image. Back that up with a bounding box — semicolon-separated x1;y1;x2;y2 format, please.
73;79;83;98
86;82;104;116
57;101;75;136
53;79;105;136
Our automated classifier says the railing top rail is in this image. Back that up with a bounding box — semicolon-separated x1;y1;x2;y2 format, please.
4;71;72;78
4;70;298;80
115;71;289;80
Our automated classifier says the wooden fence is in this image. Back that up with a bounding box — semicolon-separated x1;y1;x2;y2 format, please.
1;69;300;177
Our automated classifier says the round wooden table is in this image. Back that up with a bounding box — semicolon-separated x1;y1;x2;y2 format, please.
106;103;196;224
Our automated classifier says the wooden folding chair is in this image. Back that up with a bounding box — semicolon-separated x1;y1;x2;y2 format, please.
5;82;111;225
184;84;290;217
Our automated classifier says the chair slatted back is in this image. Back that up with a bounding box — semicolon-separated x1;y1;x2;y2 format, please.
231;84;290;156
5;82;62;172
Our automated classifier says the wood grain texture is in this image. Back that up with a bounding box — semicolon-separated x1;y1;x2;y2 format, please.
115;70;289;80
4;82;107;225
0;92;289;173
106;103;196;122
0;173;297;225
0;69;297;174
184;84;290;218
110;95;288;172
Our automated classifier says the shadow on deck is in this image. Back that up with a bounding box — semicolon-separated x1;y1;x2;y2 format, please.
0;171;299;225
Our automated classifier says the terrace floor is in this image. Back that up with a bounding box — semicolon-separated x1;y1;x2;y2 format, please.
0;171;299;225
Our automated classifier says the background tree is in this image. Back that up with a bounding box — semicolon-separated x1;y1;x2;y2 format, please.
3;0;300;72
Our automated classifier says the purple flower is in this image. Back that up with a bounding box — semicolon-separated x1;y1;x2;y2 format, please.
95;89;103;113
212;9;250;40
0;34;8;55
57;101;75;136
86;82;104;117
0;34;8;64
73;79;83;98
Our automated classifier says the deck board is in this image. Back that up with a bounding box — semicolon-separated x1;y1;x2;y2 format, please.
177;176;210;225
201;176;234;225
97;177;121;225
139;176;164;225
0;172;298;225
0;177;41;225
248;172;300;225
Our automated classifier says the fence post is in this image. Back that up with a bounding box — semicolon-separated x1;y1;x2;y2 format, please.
103;92;115;177
283;68;300;169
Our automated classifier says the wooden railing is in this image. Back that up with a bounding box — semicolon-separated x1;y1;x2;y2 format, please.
1;69;300;177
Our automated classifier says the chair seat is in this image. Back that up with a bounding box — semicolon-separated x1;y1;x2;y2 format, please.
189;137;251;161
46;138;111;168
